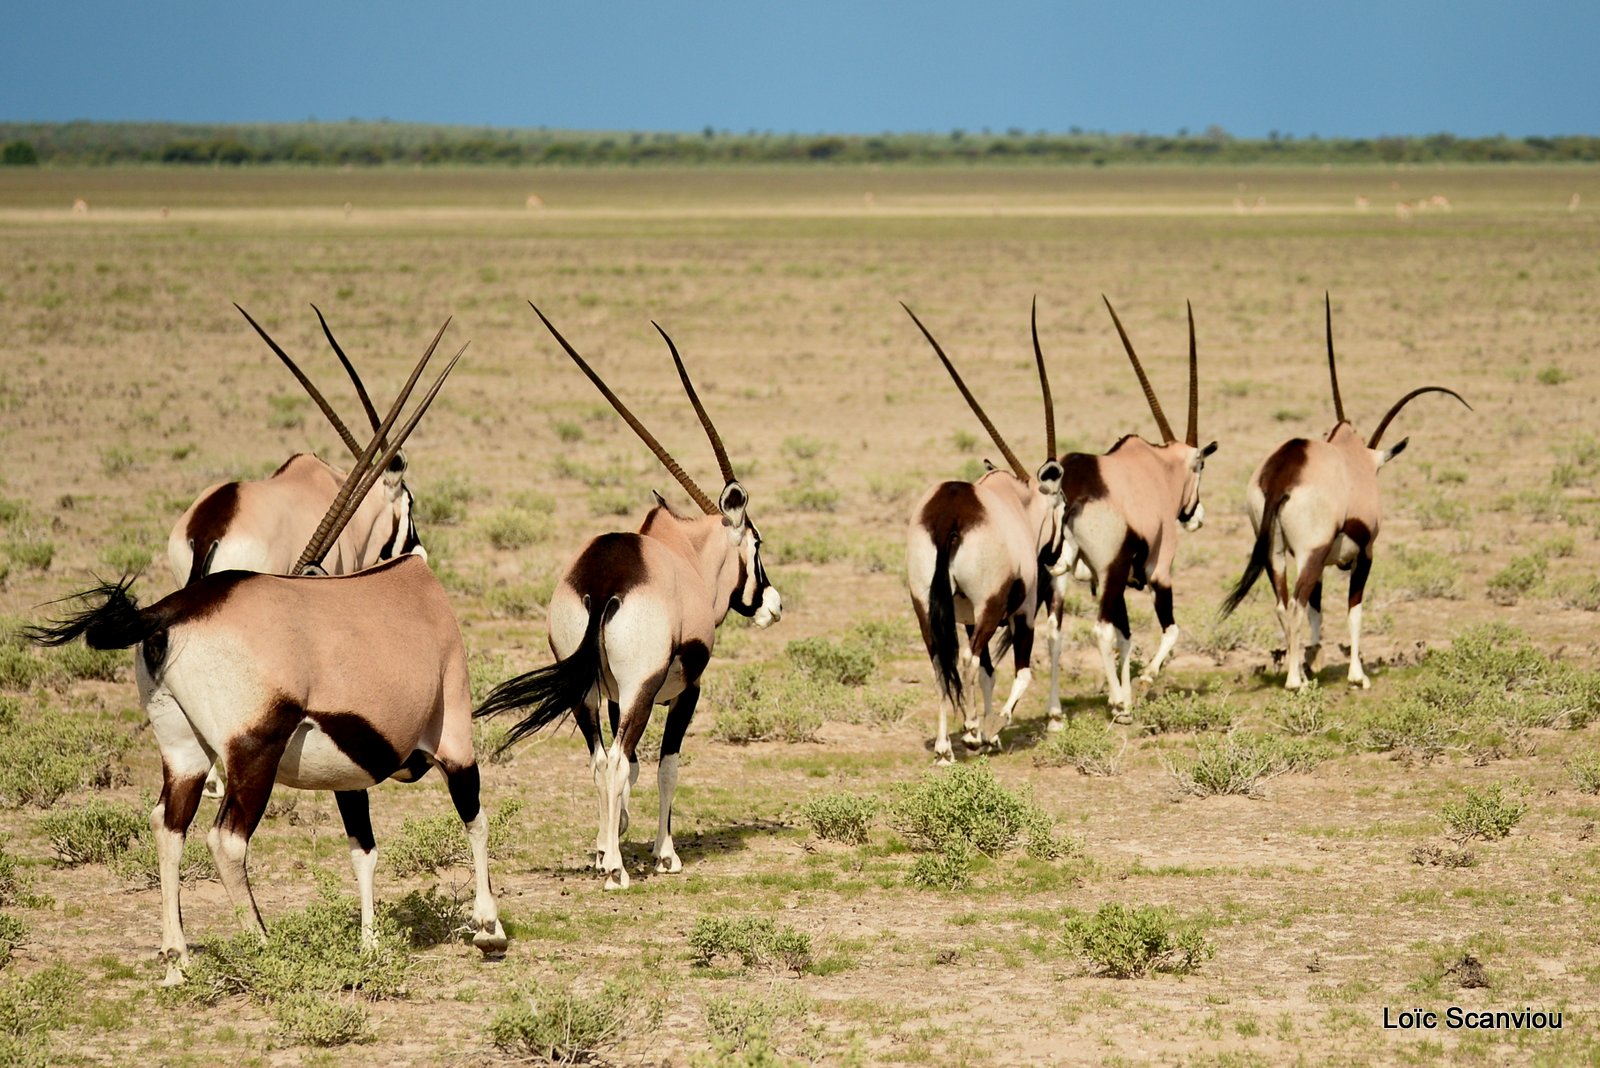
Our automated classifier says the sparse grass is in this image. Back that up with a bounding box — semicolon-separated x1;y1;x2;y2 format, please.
688;915;813;974
413;474;479;526
273;993;373;1047
1166;732;1326;797
98;446;139;475
707;663;831;743
383;798;524;877
1063;903;1214;978
1034;717;1123;776
1441;782;1528;845
485;578;553;619
0;964;77;1064
0;914;24;970
0;697;129;808
1536;364;1572;386
1137;691;1234;734
801;791;880;844
786;634;875;686
489;978;638;1063
2;540;52;572
1569;753;1600;794
265;393;305;429
1487;553;1547;605
780;482;841;513
481;507;552;550
1385;545;1461;601
700;989;814;1063
1558;576;1600;612
1413;493;1470;531
99;539;152;574
36;798;144;865
587;486;636;516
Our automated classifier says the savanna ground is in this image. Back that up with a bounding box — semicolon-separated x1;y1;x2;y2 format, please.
0;164;1598;1065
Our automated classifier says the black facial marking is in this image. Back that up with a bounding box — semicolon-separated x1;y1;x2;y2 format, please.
305;709;404;784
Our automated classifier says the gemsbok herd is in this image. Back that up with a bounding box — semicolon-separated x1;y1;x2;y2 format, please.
27;295;1468;980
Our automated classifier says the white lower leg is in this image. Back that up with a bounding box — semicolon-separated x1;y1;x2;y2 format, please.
998;667;1032;729
590;745;607;867
463;810;506;953
1115;632;1134;719
152;804;188;983
934;693;954;764
620;759;640;839
602;747;630;890
653;754;681;873
347;840;378;950
1144;624;1180;681
1348;603;1369;688
1094;621;1123;709
206;825;263;936
967;666;996;748
1307;605;1324;672
1045;613;1064;731
1285;603;1305;690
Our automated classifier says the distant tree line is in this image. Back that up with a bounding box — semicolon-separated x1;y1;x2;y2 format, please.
2;121;1597;167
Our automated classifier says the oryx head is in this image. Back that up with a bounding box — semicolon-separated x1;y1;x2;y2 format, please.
531;304;783;629
238;304;431;563
1104;297;1219;531
1320;293;1472;474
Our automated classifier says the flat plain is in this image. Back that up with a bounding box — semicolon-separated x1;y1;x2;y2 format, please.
1;163;1598;1065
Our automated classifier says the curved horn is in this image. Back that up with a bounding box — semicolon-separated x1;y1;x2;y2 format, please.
299;344;465;573
295;317;451;572
653;321;736;485
1031;296;1056;459
312;304;383;434
1102;296;1175;444
1368;386;1473;449
530;303;718;515
901;302;1029;481
235;304;363;458
1185;300;1199;448
1325;292;1346;424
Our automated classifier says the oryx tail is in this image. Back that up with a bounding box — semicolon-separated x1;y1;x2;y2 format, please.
927;531;962;703
1221;491;1289;617
28;577;161;655
474;595;608;751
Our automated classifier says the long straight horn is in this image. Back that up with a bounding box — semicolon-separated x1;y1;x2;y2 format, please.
530;303;718;515
236;304;364;458
294;318;451;572
654;321;735;484
901;302;1029;481
1102;296;1175;444
1185;300;1199;447
312;304;383;434
300;344;465;573
1032;296;1056;458
1367;386;1473;449
1325;291;1346;424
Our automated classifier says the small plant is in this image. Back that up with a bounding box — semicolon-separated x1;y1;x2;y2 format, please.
1063;903;1213;978
701;989;812;1061
1166;732;1324;798
382;886;469;948
687;915;812;974
786;635;875;686
111;835;216;888
1266;682;1330;737
1568;753;1600;794
780;483;841;513
482;507;551;550
414;475;479;526
36;799;144;865
273;992;372;1047
99;446;140;476
707;663;831;744
801;791;880;844
2;540;53;572
907;841;975;891
552;419;585;443
384;799;524;877
1536;364;1572;386
1487;554;1546;605
889;760;1060;860
0;708;128;808
265;393;306;429
1137;691;1234;734
1385;546;1461;601
489;979;636;1063
0;915;25;969
99;540;152;574
1410;845;1476;869
0;964;77;1062
587;487;635;517
1440;782;1527;844
1034;717;1122;776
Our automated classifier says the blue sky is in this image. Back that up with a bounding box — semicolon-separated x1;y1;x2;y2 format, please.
7;2;1596;137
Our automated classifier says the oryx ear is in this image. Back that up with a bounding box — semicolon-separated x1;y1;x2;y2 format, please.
718;481;748;528
1035;459;1063;496
651;489;669;509
981;458;998;473
383;448;407;491
1379;436;1409;467
1190;440;1219;471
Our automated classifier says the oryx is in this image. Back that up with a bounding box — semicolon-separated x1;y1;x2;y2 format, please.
475;304;782;891
29;327;508;984
1044;298;1218;722
902;300;1065;762
1221;294;1471;689
167;306;426;589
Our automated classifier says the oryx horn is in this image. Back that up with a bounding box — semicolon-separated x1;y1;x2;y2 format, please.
1367;387;1473;449
312;304;384;435
901;302;1029;481
296;318;456;572
236;304;364;459
530;303;719;515
1185;300;1199;448
1103;296;1176;444
654;321;736;485
1032;296;1056;458
1325;292;1346;424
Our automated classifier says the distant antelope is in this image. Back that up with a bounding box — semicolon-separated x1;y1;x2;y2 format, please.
169;306;430;590
1221;295;1471;689
1044;299;1217;722
475;305;782;890
1355;195;1370;211
902;300;1064;761
72;198;88;215
30;328;507;983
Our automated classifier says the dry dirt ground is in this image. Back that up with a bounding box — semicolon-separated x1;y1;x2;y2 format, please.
0;164;1598;1065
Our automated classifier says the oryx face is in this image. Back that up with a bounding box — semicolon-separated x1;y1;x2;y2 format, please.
1177;441;1220;532
719;482;781;628
377;451;426;562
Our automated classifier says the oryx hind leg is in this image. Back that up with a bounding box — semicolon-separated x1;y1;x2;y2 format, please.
653;685;699;874
1346;547;1374;689
964;594;1007;750
145;686;209;986
601;671;666;891
334;790;379;950
1093;563;1134;720
1286;543;1331;691
1142;583;1180;683
572;694;606;869
1306;580;1325;674
1044;583;1066;732
996;616;1036;744
605;700;638;839
208;726;292;939
442;762;506;955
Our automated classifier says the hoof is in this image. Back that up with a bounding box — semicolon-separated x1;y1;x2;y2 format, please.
1046;717;1064;734
933;752;955;767
1349;674;1371;690
603;867;630;891
1137;671;1156;685
983;738;1004;755
1112;709;1133;725
1284;676;1304;692
473;920;509;958
654;854;683;875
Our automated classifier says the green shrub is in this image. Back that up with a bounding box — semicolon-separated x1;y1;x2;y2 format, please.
1536;365;1572;386
1266;682;1331;737
801;791;880;844
770;527;850;565
701;989;812;1061
273;993;372;1047
687;915;813;974
414;475;479;526
1569;754;1600;795
1386;546;1461;601
1560;576;1600;612
1137;691;1234;734
37;799;144;865
110;836;216;888
482;508;551;550
707;664;831;743
486;580;550;619
2;541;52;572
587;487;636;517
1064;903;1213;978
1441;782;1527;844
1487;554;1547;605
889;760;1060;860
786;635;875;686
99;447;140;475
382;886;469;948
99;540;153;574
781;483;841;513
1034;717;1122;776
0;915;24;970
1167;732;1326;797
384;798;524;877
179;882;410;1005
0;964;77;1064
0;710;129;808
1413;493;1469;531
552;420;585;443
907;841;975;891
489;979;636;1063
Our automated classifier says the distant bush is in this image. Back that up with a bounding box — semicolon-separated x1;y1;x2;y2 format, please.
889;761;1061;861
414;475;479;526
707;664;831;744
801;792;880;844
1487;554;1547;605
482;508;551;550
1064;903;1213;978
688;915;812;974
489;979;637;1063
1137;691;1234;734
1441;782;1527;844
1035;717;1123;776
0;142;38;167
1166;731;1326;797
786;635;875;686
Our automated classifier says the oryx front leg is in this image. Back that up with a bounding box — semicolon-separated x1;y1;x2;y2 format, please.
995;619;1036;746
653;686;699;875
1346;549;1374;689
1142;584;1179;683
444;763;506;956
1044;591;1066;732
334;790;378;951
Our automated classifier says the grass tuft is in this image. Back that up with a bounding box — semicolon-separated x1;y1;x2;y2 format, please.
1440;782;1527;845
801;792;880;844
1034;717;1123;776
1063;903;1213;978
489;979;637;1063
688;915;813;974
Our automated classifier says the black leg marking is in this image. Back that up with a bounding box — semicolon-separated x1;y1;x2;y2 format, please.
445;763;482;826
1349;549;1374;608
1153;583;1175;631
335;790;375;852
607;700;621;744
658;685;700;759
1308;581;1323;615
1011;619;1035;671
159;761;207;835
618;670;669;762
